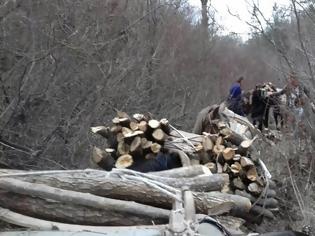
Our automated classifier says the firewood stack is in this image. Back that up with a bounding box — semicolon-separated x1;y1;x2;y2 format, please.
90;111;174;170
91;110;279;223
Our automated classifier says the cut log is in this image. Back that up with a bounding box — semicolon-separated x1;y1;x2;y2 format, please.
130;136;142;153
230;162;242;174
124;131;144;140
234;190;278;208
6;170;229;196
250;205;275;219
248;182;263;195
152;129;167;142
240;156;254;168
116;132;124;142
148;120;160;129
133;113;145;122
112;117;120;124
0;192;165;226
91;147;115;171
0;171;236;216
122;127;132;136
202;136;213;151
215;136;223;146
138;121;148;132
160;118;171;134
149;165;211;178
194;143;204;152
199;192;252;214
233;154;241;161
110;125;122;133
118;117;131;127
0;207;167;232
213;145;225;155
142;140;152;149
90;126;110;138
129;121;139;131
232;177;246;190
151;143;161;153
223;147;235;161
238;139;254;156
115;154;133;168
117;111;130;119
117;141;130;155
220;127;245;146
205;162;217;173
246;166;258;182
0;178;170;219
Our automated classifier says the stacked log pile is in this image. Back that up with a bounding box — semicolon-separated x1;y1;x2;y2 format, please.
0;109;278;232
90;112;177;170
91;109;278;222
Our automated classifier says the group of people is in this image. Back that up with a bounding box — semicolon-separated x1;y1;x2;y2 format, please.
227;73;309;132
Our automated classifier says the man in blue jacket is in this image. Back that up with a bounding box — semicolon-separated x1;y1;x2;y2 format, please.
227;76;245;116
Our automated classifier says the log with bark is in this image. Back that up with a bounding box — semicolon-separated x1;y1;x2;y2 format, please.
0;169;251;217
0;191;165;226
0;207;167;232
0;178;170;220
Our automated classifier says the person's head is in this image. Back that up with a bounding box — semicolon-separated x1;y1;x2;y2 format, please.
237;76;244;84
288;71;299;87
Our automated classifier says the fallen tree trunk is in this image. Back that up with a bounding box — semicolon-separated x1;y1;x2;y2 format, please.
0;192;166;226
0;178;170;220
0;207;166;232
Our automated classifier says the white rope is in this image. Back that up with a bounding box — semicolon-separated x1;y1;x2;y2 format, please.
169;125;197;152
124;175;181;202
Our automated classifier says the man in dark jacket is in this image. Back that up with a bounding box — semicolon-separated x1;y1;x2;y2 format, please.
227;76;245;116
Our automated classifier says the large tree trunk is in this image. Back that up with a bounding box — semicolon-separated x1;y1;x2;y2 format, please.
0;178;170;220
2;170;228;193
0;192;166;226
0;207;166;232
201;0;209;32
0;170;251;216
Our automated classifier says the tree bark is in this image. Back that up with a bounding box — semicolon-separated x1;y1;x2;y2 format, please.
0;178;170;220
0;192;166;226
149;165;211;178
0;207;166;232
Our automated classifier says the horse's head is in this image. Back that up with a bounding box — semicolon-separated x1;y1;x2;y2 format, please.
241;90;253;115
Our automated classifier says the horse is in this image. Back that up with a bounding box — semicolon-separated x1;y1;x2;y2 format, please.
241;84;287;131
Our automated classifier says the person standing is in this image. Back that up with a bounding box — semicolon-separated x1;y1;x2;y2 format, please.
227;76;245;116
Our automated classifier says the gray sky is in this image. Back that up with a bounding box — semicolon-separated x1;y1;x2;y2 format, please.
188;0;290;38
